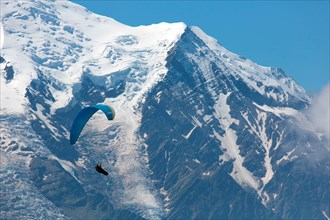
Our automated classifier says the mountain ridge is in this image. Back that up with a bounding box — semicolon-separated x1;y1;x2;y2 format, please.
1;0;329;219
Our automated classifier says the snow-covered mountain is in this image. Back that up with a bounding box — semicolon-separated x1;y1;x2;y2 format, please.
1;0;329;219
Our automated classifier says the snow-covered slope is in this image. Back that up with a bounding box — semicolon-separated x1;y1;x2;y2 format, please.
1;0;185;218
191;26;309;105
1;0;185;114
1;0;328;219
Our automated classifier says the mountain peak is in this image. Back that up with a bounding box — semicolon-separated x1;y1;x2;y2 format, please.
1;1;328;219
185;26;310;107
1;0;186;115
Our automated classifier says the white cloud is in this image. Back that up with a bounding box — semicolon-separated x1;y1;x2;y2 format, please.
309;83;330;138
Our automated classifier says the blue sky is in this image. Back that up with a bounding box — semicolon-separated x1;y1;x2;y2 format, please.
71;0;329;93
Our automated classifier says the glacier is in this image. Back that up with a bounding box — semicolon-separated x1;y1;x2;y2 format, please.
1;0;329;219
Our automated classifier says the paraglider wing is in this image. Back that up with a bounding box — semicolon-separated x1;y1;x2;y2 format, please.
70;104;115;145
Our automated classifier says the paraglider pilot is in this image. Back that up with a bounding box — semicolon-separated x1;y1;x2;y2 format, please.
95;163;109;176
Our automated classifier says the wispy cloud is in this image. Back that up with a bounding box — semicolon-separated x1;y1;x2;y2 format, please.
309;83;330;139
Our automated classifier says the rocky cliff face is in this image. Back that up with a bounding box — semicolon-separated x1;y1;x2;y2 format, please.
1;0;328;219
140;27;329;219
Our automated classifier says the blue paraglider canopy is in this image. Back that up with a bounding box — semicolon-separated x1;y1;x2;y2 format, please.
70;104;115;145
